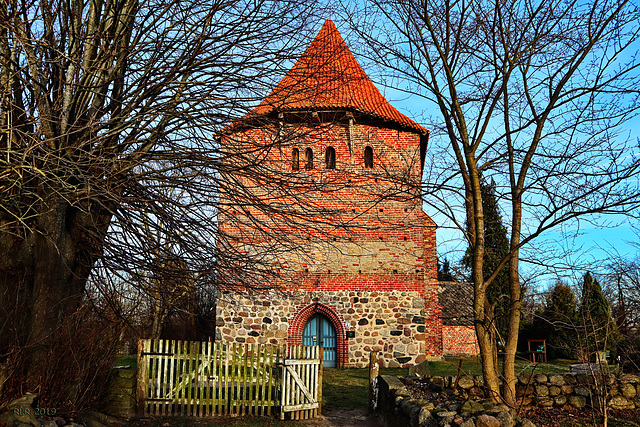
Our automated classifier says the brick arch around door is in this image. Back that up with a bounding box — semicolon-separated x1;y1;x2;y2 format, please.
288;303;347;368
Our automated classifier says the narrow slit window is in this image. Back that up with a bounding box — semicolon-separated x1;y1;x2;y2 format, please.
305;147;314;170
364;146;373;168
292;148;299;171
325;146;336;169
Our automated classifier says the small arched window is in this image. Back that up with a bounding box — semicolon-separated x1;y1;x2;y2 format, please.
364;146;373;168
325;146;336;169
305;147;314;170
292;148;299;171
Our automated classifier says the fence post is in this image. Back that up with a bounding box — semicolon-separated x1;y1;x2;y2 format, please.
368;351;379;414
318;347;323;416
136;339;149;416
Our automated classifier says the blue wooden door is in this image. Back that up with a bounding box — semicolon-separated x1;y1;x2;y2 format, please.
302;314;337;367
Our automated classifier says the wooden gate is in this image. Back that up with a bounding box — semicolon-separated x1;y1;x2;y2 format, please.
136;339;322;419
280;345;323;420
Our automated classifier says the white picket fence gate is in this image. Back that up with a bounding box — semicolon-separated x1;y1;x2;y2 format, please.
136;339;322;420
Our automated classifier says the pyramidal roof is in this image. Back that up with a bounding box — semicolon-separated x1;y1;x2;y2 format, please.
250;19;426;134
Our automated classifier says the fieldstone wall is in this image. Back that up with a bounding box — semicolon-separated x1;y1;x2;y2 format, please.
514;372;640;409
216;288;430;368
376;375;535;427
376;372;640;427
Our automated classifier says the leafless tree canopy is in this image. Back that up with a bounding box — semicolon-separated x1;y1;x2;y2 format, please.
348;0;640;405
0;0;327;398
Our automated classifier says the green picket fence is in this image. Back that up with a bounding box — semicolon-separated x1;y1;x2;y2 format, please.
136;339;321;419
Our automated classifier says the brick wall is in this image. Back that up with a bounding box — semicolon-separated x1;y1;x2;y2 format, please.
442;325;480;356
217;119;443;363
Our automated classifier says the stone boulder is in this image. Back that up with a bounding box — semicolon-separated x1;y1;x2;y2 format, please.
458;376;476;389
408;360;431;377
418;407;437;427
549;375;565;386
534;374;548;383
574;386;591;397
496;410;515;427
568;395;587;408
535;385;549;397
608;395;634;410
554;395;567;406
621;382;637;400
560;385;573;395
476;414;501;427
518;375;534;385
461;399;485;415
436;410;457;425
535;396;554;407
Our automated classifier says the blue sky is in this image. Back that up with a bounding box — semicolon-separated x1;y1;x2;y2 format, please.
283;16;640;290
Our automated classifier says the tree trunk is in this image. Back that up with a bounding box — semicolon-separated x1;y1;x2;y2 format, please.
475;289;501;401
1;195;110;389
466;157;502;401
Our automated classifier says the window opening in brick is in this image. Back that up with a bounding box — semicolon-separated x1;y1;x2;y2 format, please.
305;147;314;170
325;146;336;169
364;146;373;168
292;148;299;170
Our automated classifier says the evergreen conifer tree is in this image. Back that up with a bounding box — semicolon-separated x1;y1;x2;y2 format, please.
580;272;617;361
438;258;456;282
542;281;578;358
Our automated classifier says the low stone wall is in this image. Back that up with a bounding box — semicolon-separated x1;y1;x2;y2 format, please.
376;372;640;427
376;375;534;427
102;366;136;418
513;372;640;410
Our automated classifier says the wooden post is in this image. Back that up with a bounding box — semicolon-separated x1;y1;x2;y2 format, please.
136;339;149;416
318;347;324;416
368;351;379;414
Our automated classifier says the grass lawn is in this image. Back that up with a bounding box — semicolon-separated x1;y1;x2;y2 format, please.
430;356;582;377
321;366;405;410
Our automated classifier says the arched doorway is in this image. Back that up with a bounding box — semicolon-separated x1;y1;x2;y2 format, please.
302;313;337;367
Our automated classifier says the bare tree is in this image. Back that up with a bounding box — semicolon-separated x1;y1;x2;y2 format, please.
605;254;640;335
0;0;326;402
347;0;640;405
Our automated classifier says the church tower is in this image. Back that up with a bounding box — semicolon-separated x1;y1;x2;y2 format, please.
217;19;443;367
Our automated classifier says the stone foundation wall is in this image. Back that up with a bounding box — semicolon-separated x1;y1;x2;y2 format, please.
216;288;435;368
442;326;479;356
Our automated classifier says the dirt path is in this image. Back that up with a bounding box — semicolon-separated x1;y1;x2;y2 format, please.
298;408;382;427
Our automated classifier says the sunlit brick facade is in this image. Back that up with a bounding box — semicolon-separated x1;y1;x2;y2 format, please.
215;19;474;367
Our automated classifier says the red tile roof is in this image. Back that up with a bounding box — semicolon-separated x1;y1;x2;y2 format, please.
250;19;426;134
